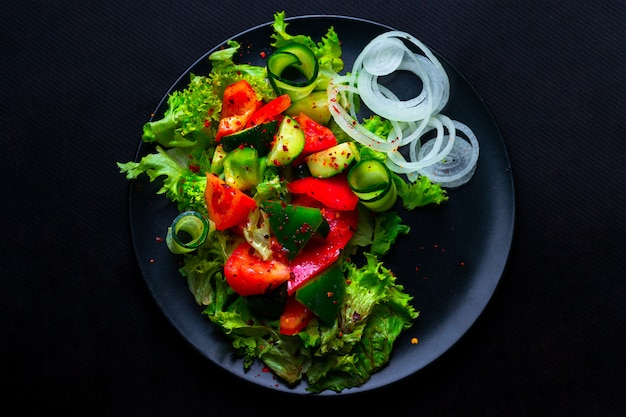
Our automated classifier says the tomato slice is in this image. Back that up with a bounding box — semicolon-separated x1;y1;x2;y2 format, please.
291;112;338;165
224;241;291;296
287;173;359;211
246;94;291;128
279;295;314;335
204;173;257;231
287;204;359;294
216;80;262;142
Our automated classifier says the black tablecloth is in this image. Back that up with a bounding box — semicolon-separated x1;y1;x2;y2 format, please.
3;1;625;415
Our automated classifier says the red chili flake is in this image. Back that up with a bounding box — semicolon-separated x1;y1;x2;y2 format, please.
188;164;200;173
149;259;155;263
155;236;163;243
260;51;267;58
415;266;419;272
262;366;271;373
327;291;334;298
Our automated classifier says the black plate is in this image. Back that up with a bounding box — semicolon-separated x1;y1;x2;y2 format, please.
128;15;515;395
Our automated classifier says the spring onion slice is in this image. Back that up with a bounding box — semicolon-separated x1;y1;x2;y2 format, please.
166;211;211;254
327;30;479;187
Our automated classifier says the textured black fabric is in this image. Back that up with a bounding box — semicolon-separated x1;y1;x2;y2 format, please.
2;1;625;415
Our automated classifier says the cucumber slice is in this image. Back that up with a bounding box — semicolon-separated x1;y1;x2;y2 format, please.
267;43;319;101
267;115;305;166
305;142;359;178
220;120;278;157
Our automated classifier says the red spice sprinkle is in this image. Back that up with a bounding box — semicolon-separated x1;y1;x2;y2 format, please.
260;51;267;58
149;259;155;263
262;366;271;373
155;236;163;243
327;291;334;298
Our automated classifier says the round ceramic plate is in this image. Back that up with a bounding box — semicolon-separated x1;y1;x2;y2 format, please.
128;15;515;395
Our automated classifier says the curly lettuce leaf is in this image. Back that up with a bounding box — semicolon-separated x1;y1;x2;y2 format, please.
393;174;449;209
143;41;274;149
117;146;208;213
142;75;222;148
208;40;276;100
371;211;410;256
303;253;418;393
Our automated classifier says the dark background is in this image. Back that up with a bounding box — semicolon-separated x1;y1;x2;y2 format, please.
2;1;625;415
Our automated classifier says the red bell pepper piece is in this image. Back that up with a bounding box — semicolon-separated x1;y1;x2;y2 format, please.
287;202;359;294
287;173;360;211
204;173;257;231
279;295;314;335
216;80;262;142
245;94;291;128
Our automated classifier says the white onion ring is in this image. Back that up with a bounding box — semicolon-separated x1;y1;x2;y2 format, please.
417;121;479;188
327;30;479;187
361;37;405;76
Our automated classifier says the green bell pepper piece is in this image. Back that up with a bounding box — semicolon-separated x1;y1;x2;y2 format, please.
295;263;345;325
262;200;328;260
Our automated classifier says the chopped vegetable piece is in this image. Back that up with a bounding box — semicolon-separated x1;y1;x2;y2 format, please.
267;115;305;166
262;200;329;261
288;203;359;294
279;295;314;335
290;112;338;165
216;80;263;142
220;120;278;156
222;147;266;191
305;142;359;178
204;173;257;230
286;91;332;125
246;94;291;127
287;173;359;211
224;241;291;296
295;262;345;324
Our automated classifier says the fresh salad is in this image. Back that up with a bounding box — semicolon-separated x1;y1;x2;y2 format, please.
118;12;478;393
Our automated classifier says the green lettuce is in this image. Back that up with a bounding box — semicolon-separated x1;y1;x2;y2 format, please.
117;146;208;214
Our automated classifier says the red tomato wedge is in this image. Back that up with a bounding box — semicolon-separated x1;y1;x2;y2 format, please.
292;112;338;165
216;80;262;142
279;295;314;335
287;202;359;294
287;173;359;211
245;94;291;128
224;241;291;296
204;173;257;231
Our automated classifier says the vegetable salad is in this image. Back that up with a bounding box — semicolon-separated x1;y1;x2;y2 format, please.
118;12;477;393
